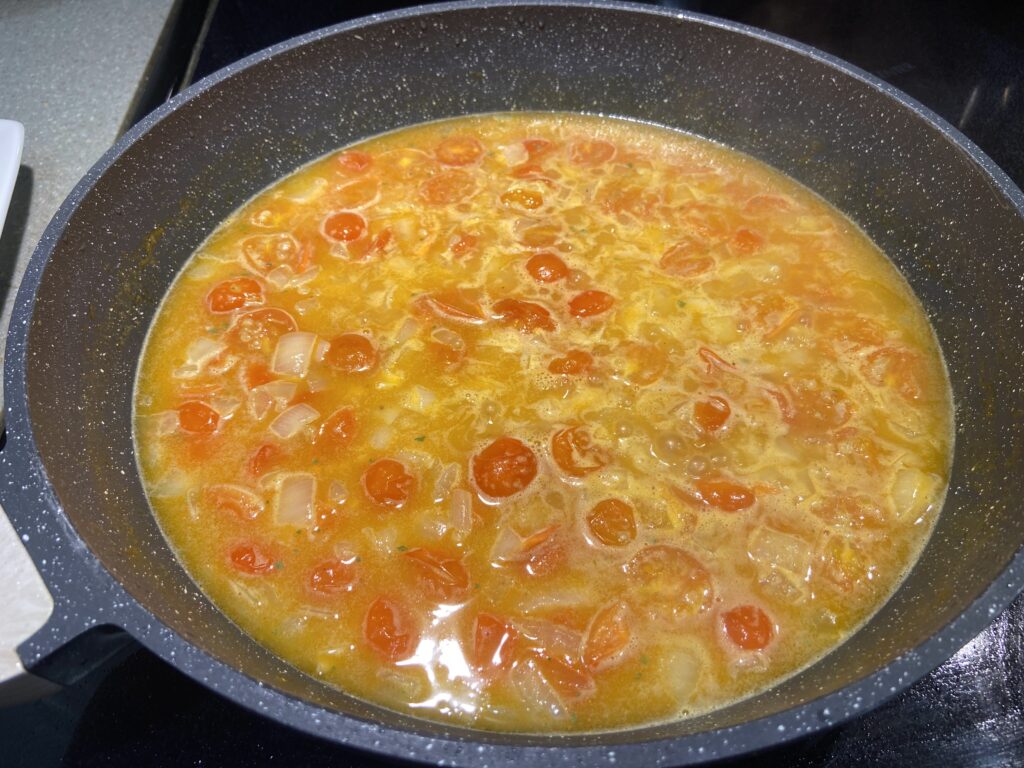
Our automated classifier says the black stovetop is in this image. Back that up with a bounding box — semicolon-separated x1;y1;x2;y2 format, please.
5;1;1024;766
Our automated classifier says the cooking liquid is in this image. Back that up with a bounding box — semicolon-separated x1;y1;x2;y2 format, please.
134;113;952;732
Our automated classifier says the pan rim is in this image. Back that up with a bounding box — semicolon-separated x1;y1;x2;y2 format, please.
4;1;1024;765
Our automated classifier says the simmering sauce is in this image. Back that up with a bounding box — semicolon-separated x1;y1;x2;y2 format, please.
134;113;952;732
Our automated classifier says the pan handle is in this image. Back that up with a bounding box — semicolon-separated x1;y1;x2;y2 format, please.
0;501;60;704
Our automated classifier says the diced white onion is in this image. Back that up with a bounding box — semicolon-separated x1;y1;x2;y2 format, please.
891;468;940;522
490;526;522;563
510;658;565;718
307;376;329;393
499;142;530;166
406;385;436;412
314;339;330;364
379;408;400;426
266;265;294;290
254;379;297;402
748;526;812;579
433;463;460;503
272;331;317;377
276;473;316;527
173;338;226;379
516;619;583;659
328;481;349;505
154;411;179;435
369;426;393;450
209;396;242;417
291;266;320;287
149;471;189;498
395;317;419;344
269;403;320;439
294;298;320;316
362;525;396;553
449;489;473;537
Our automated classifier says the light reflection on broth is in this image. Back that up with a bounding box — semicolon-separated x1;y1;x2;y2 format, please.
134;113;952;732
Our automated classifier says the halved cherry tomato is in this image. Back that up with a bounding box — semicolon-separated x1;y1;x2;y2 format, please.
501;188;544;210
523;138;554;158
404;548;470;603
698;346;737;375
722;604;774;651
362;459;416;509
548;349;593;376
318;408;358;449
241;233;312;275
528;650;596;701
248;443;280;477
229;307;298;353
244;361;275;390
472;613;518;672
692;477;756;511
203;484;263;519
786;378;853;434
472;436;538;498
862;347;923;402
618;342;667;386
517;222;561;248
230;543;274;575
694;396;731;432
626;545;714;622
568;290;614;318
322;211;367;242
436;136;483;166
518;524;566;577
325;334;378;373
335;150;372;174
660;241;715;278
551;425;610;477
363;597;417;661
308;558;358;596
492;298;555;333
450;232;478;257
206;277;264;314
569;139;615;166
178;401;219;434
420;170;476;205
525;251;569;283
586;499;637;546
732;227;764;254
417;289;487;324
582;601;633;670
331;178;379;209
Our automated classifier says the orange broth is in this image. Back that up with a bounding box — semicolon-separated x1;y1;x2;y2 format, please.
134;113;952;732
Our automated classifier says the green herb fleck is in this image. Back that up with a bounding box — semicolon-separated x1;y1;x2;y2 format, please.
473;582;481;590
677;300;687;308
414;435;426;442
273;561;284;571
397;545;409;552
311;458;319;465
640;654;650;666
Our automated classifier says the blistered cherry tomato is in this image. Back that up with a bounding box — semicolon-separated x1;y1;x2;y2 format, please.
569;290;614;318
362;459;416;509
405;548;470;603
436;136;483;166
582;601;633;670
308;558;358;596
472;437;538;498
206;277;264;314
551;425;610;477
526;252;569;283
694;396;731;432
472;613;518;672
492;298;555;333
322;211;367;242
586;499;637;546
318;408;358;449
722;604;775;651
178;401;219;434
325;334;378;373
363;597;417;661
230;543;274;575
693;477;756;511
548;350;593;376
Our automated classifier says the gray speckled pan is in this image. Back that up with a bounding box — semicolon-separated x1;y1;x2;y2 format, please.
2;1;1024;765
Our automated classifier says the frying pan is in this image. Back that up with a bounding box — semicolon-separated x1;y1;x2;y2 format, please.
2;2;1024;765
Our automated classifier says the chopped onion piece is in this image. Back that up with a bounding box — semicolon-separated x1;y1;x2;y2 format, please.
406;385;436;412
490;526;522;563
314;339;330;363
499;142;529;166
516;619;582;658
307;376;329;393
153;411;179;435
748;526;812;579
294;298;320;316
328;481;349;505
433;463;460;502
149;471;189;498
449;489;473;537
209;396;242;417
369;426;393;451
379;408;400;425
254;379;297;403
269;403;320;439
291;266;320;287
173;338;226;379
272;331;317;377
266;265;294;290
276;473;316;527
395;317;419;344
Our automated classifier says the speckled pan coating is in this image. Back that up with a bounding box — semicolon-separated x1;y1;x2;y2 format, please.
2;1;1024;765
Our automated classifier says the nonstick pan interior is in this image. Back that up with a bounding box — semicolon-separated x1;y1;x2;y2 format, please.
6;2;1024;763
